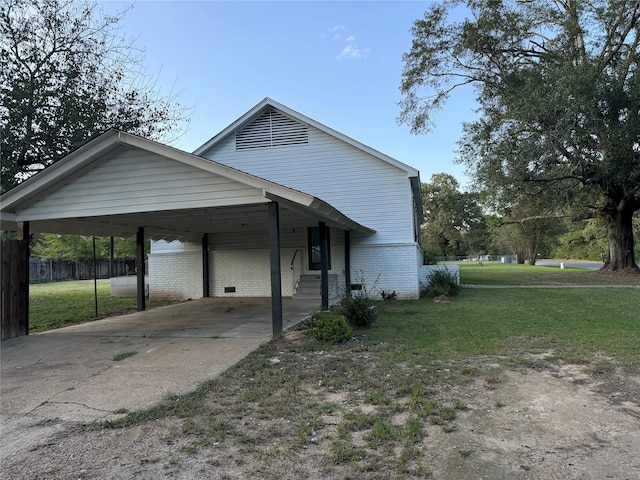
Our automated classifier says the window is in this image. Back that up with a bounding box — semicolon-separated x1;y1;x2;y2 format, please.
307;226;330;270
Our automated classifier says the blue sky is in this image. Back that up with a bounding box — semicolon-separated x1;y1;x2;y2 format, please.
99;1;477;186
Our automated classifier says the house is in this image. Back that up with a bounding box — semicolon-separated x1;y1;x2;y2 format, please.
0;98;423;335
149;98;423;302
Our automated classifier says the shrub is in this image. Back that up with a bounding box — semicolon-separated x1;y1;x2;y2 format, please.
336;271;378;327
380;290;397;301
339;291;377;327
421;269;460;298
311;311;352;343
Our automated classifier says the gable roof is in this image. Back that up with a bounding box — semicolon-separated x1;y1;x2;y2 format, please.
194;97;421;178
0;130;374;240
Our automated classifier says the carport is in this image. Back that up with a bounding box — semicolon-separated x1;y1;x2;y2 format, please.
0;130;373;338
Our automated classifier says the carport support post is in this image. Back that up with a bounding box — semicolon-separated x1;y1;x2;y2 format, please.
268;202;283;337
136;227;146;311
202;233;210;297
20;221;30;336
344;230;351;294
319;222;329;311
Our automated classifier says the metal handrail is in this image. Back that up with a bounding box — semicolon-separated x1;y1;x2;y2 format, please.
291;249;302;297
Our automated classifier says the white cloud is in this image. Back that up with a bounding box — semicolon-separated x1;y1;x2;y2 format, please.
326;26;370;60
337;44;370;60
322;25;346;40
329;25;346;39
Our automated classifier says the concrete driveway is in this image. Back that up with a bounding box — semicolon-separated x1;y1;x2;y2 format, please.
1;297;318;424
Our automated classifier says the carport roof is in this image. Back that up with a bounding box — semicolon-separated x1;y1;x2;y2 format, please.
0;130;374;241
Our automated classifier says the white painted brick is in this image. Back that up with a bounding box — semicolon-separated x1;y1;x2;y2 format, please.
350;243;422;299
420;265;460;287
149;252;201;301
149;237;423;300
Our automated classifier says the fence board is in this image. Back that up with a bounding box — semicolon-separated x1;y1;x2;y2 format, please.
1;238;29;340
29;258;136;282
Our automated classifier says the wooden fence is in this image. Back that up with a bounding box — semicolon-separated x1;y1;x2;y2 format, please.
1;239;29;340
29;258;136;282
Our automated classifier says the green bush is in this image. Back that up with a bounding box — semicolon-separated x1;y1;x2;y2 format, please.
421;269;460;298
311;311;352;343
422;243;442;265
339;291;377;327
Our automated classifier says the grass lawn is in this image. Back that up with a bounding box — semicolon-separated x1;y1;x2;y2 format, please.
373;287;640;371
29;279;172;332
459;261;640;286
97;264;640;477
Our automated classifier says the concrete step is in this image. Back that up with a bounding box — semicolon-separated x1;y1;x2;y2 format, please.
292;293;323;300
293;274;338;300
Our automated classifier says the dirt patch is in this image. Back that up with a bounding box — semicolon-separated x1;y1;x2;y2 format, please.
2;336;639;479
426;365;640;479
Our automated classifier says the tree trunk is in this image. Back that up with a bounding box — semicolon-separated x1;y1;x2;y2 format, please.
601;204;639;272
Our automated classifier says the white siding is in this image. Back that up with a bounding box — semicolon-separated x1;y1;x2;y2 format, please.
147;111;424;301
20;150;266;220
151;240;201;254
201;127;415;245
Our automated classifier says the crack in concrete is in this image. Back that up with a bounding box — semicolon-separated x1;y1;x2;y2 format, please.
32;400;113;415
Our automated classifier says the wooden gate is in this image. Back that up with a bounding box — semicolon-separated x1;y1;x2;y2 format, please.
1;238;29;340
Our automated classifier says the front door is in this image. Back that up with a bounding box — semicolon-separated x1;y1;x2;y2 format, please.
308;226;330;270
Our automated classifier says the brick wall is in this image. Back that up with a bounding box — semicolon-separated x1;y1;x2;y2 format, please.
419;265;461;288
148;252;202;301
149;242;421;300
149;244;349;300
350;243;422;299
211;249;273;297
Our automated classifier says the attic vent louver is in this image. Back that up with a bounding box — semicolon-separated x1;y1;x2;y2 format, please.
236;108;308;150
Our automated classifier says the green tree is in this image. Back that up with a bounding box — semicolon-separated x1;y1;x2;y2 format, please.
400;0;640;272
554;218;609;261
32;234;143;261
489;205;562;265
421;173;488;258
1;0;186;192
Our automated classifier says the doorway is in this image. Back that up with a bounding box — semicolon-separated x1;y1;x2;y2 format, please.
307;226;330;270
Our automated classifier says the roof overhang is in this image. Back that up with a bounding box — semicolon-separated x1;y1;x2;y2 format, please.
0;130;374;241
